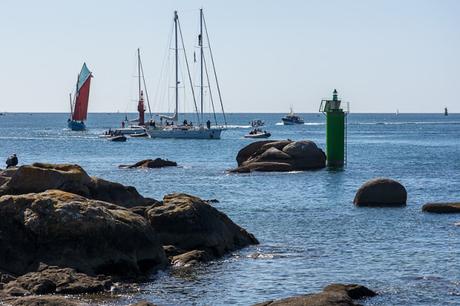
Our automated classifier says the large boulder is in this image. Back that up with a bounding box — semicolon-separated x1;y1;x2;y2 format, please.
0;190;167;276
254;283;376;306
119;158;177;169
146;193;258;266
230;140;326;173
0;163;156;208
354;178;407;207
422;202;460;213
236;140;275;166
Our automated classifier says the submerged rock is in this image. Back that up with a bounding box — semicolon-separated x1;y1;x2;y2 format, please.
119;158;177;169
0;163;156;208
254;283;376;306
146;193;258;266
0;190;167;276
2;265;111;296
354;178;407;207
230;140;326;173
422;202;460;213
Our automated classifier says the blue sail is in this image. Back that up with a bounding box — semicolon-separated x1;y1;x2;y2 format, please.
77;63;91;92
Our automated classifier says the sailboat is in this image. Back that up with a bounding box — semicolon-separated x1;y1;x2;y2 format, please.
445;107;448;116
68;63;92;131
112;49;150;136
146;9;227;139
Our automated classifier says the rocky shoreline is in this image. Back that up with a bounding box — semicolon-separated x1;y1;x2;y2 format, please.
0;163;258;304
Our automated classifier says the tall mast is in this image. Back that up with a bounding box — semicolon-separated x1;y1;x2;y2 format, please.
174;11;179;121
69;93;73;117
137;48;141;101
200;8;204;123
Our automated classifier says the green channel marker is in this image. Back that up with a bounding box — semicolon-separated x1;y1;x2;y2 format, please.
319;89;348;168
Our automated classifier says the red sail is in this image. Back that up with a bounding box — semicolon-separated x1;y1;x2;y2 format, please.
138;90;145;126
72;77;91;121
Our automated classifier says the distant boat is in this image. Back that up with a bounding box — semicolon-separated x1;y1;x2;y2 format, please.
68;63;92;131
445;107;448;116
282;107;304;125
250;119;264;127
396;109;399;116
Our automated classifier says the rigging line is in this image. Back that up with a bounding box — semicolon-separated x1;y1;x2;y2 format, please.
203;55;218;125
177;17;200;124
153;21;174;116
139;56;152;119
203;13;227;126
179;51;188;117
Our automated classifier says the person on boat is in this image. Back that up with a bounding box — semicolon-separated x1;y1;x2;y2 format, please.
183;119;188;126
165;120;169;126
121;121;125;128
206;120;211;129
190;121;193;127
6;154;18;168
151;120;156;128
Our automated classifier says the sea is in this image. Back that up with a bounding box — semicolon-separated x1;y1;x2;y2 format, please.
0;113;459;305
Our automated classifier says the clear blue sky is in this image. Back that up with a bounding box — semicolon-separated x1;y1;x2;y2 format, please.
0;0;458;113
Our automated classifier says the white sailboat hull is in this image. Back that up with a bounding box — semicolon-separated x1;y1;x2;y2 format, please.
147;126;223;139
114;126;146;135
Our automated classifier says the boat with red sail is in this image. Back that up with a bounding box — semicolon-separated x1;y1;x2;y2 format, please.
68;63;92;131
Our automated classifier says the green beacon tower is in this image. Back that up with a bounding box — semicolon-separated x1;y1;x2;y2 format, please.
320;89;348;168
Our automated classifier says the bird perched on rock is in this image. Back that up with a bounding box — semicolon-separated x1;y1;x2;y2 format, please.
6;154;18;168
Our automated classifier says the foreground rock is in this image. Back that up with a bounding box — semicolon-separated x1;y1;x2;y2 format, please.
119;158;177;169
2;265;111;296
230;140;326;173
146;193;258;266
354;178;407;207
7;296;84;306
254;283;377;306
0;163;156;208
0;190;167;276
422;202;460;213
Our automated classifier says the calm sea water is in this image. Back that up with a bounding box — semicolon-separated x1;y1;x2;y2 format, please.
1;113;459;305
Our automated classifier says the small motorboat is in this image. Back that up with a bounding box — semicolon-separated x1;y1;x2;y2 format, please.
244;128;271;139
108;135;127;142
130;132;149;138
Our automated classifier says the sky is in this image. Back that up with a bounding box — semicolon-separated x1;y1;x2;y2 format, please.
0;0;459;113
